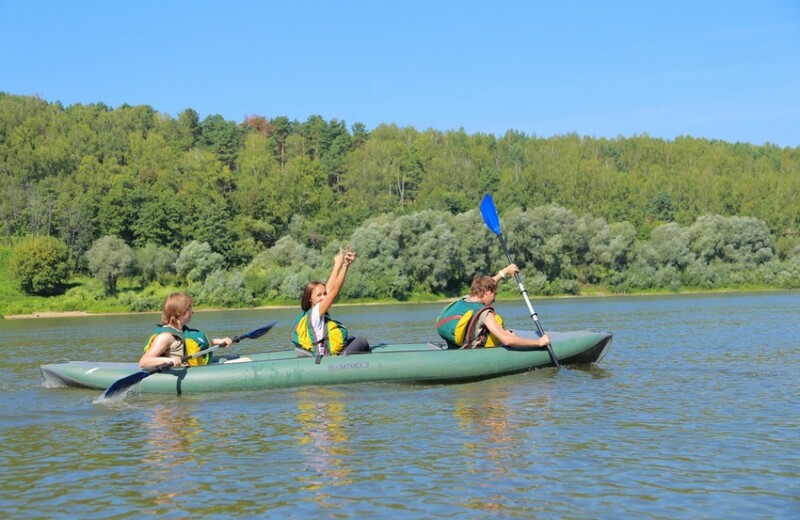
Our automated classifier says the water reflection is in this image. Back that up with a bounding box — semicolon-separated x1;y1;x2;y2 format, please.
144;404;203;461
459;386;554;446
138;403;205;507
446;379;555;512
293;388;354;495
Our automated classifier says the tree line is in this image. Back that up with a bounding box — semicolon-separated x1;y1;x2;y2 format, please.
1;92;799;309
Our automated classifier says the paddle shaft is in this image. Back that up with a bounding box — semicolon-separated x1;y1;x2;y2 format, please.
161;321;277;366
147;329;251;373
143;340;228;376
496;232;562;369
103;339;238;398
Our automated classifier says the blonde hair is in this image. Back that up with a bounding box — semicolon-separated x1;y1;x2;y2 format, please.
161;292;193;328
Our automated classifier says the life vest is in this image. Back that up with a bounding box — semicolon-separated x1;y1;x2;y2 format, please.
291;309;349;356
143;324;212;366
435;298;504;349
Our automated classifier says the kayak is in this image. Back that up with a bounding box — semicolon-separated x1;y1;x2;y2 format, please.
40;329;612;395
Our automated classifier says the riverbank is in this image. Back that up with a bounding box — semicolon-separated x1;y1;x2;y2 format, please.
2;300;427;319
4;286;787;320
5;311;98;320
3;306;288;320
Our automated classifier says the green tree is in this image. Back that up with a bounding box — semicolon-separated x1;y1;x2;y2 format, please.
54;178;95;270
267;116;294;167
173;108;201;151
688;214;774;265
194;269;253;307
448;209;497;289
341;124;422;217
235;132;279;222
198;114;242;169
582;219;637;283
131;187;185;249
346;214;410;299
9;235;72;295
136;243;177;284
29;176;60;235
0;174;28;241
175;240;224;284
416;129;488;213
351;121;369;148
348;210;460;299
504;204;581;282
638;222;693;269
242;235;321;301
86;235;137;295
647;191;676;222
95;174;139;243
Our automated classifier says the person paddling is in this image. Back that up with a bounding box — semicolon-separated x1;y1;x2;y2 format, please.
436;264;551;349
140;292;233;369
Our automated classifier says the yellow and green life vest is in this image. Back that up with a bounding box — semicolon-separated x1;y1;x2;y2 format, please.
435;298;504;349
291;309;349;356
143;324;212;366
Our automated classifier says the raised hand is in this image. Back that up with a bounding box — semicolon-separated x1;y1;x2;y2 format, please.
334;245;345;265
344;244;357;265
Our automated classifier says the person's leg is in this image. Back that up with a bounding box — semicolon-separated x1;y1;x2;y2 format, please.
343;336;371;355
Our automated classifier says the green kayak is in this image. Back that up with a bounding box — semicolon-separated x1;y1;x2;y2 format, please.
40;330;612;395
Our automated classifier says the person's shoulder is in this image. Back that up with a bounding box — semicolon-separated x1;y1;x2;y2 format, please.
149;330;174;345
154;325;182;337
310;303;324;320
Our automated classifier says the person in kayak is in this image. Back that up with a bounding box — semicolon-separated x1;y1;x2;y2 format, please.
436;263;551;349
292;245;371;359
140;292;233;369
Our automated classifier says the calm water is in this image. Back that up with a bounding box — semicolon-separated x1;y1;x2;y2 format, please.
1;292;798;519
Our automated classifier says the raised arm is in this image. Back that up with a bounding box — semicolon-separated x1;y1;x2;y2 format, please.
493;263;519;283
318;245;356;316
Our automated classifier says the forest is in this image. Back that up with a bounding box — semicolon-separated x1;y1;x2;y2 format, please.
1;92;799;314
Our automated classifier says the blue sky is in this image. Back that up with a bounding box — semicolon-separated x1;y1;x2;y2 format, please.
2;1;799;147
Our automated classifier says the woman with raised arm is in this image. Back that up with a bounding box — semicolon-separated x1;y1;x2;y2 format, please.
292;245;371;358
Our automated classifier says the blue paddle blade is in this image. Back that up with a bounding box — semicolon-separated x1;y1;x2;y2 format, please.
480;193;502;235
241;321;276;340
102;370;150;398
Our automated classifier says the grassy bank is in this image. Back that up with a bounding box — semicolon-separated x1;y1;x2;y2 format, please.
0;245;786;319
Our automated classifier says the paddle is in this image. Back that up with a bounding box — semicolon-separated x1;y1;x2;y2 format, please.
101;321;277;399
479;194;562;369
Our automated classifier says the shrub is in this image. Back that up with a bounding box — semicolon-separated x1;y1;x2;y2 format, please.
10;236;72;295
86;235;137;295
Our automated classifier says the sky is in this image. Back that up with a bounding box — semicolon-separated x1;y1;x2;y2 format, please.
2;0;799;147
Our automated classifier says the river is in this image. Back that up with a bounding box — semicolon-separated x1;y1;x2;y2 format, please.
1;292;798;519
